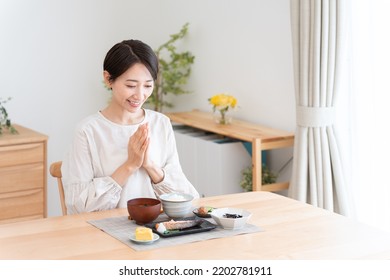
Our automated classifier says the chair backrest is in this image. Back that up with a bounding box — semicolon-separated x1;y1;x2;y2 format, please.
49;161;67;215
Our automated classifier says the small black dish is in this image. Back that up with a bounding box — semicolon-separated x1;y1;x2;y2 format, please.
192;206;215;218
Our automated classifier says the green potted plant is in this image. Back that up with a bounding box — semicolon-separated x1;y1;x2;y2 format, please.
240;164;278;192
147;23;195;112
0;97;18;135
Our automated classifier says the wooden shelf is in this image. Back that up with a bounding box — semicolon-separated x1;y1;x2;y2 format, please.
165;110;294;191
0;124;48;224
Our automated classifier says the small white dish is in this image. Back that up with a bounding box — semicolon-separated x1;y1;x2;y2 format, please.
129;233;159;244
210;207;252;230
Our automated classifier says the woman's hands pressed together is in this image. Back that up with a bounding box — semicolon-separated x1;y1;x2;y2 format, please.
127;123;149;169
111;122;164;186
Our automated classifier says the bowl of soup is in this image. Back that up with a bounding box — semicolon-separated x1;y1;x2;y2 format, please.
127;198;161;225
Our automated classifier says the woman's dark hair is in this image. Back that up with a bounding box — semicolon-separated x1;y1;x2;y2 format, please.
103;39;158;82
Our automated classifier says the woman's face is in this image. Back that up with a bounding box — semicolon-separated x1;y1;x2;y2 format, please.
106;63;154;113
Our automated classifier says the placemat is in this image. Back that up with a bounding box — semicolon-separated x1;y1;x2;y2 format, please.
88;214;263;251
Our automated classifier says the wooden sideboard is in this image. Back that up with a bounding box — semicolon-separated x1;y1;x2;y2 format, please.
0;124;48;224
165;110;295;192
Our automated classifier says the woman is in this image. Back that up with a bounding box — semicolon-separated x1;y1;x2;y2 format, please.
62;39;199;214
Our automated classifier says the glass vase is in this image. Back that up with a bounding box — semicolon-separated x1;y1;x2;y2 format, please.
214;110;232;125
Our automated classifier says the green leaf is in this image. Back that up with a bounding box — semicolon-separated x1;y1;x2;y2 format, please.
0;97;18;135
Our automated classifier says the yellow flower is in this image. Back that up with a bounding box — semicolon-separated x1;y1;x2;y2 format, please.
208;93;237;124
208;93;237;111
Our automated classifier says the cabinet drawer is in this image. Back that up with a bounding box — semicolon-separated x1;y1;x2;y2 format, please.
0;188;44;221
0;143;44;168
0;163;44;193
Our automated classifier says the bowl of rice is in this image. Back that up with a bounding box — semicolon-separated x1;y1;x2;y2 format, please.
159;192;194;218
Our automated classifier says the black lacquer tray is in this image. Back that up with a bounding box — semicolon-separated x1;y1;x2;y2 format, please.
145;217;216;238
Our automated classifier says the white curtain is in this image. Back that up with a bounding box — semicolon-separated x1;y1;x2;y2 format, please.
348;0;390;232
289;0;350;215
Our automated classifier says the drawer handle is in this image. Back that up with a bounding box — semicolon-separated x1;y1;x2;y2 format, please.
0;161;44;174
0;162;43;173
0;143;42;152
0;189;42;199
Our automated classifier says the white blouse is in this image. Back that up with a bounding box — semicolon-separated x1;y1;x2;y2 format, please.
61;109;199;214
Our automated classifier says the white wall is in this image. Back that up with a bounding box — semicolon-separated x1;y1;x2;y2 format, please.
0;0;295;216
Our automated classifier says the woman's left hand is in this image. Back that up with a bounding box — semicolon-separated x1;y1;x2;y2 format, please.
141;134;151;168
141;125;164;184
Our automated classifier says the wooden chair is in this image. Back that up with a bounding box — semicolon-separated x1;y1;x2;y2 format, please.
49;161;67;215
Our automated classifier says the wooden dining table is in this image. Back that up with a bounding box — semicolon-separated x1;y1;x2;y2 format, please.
1;191;390;260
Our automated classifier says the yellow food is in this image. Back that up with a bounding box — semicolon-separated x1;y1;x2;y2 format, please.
135;227;153;241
